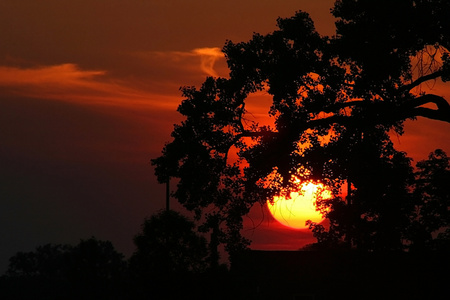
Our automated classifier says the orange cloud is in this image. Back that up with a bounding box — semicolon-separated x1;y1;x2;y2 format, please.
192;47;224;77
0;63;105;86
134;47;226;78
0;64;181;110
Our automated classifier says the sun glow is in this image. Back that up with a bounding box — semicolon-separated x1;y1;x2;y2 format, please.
267;181;331;230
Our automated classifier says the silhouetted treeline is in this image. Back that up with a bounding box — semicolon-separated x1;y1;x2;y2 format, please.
0;211;235;300
1;209;449;299
0;238;128;300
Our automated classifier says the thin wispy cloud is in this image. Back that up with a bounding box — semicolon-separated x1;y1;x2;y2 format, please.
0;64;105;86
0;64;180;110
192;47;224;77
135;47;226;78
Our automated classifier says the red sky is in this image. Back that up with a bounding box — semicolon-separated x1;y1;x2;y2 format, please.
1;0;449;272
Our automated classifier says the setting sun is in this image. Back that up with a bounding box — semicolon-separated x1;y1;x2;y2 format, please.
267;181;331;230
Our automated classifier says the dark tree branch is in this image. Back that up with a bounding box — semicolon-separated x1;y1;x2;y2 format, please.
232;130;279;143
318;94;450;126
401;70;444;92
301;114;355;129
405;94;450;122
413;107;450;122
407;94;450;110
223;94;450;166
322;100;366;112
223;129;279;165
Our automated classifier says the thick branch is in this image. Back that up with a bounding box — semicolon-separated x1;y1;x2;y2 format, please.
322;100;366;112
225;94;449;161
404;94;450;122
319;93;450;125
233;130;279;142
299;94;450;129
302;114;355;129
401;70;444;92
223;129;279;164
406;94;450;110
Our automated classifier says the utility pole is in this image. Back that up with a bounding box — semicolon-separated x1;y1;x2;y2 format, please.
166;176;170;211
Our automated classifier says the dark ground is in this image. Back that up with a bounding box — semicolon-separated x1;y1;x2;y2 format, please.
1;250;448;300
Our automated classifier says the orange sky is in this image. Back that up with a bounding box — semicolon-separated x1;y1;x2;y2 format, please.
1;0;449;271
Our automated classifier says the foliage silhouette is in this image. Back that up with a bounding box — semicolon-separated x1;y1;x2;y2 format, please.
408;149;450;251
309;149;450;251
129;210;208;277
3;237;127;299
1;215;236;300
128;210;217;299
152;0;450;254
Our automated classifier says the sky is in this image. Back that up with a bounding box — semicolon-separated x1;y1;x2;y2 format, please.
1;0;449;273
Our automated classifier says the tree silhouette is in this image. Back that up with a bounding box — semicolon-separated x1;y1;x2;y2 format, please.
6;243;71;278
408;149;450;251
65;238;127;288
127;210;246;300
152;0;450;254
3;237;127;299
129;210;208;275
128;210;209;298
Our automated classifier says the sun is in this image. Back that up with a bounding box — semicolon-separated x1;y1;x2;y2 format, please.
267;181;331;230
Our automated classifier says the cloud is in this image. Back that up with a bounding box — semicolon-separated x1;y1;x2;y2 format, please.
135;47;226;78
192;47;225;77
0;64;105;86
0;64;181;110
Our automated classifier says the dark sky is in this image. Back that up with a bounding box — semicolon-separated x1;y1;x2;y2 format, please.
1;0;449;273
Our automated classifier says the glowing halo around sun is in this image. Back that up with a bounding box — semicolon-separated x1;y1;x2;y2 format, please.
267;181;332;230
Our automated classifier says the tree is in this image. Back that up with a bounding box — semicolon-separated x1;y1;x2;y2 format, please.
407;149;450;251
152;0;450;254
129;210;208;279
66;238;127;286
128;210;210;299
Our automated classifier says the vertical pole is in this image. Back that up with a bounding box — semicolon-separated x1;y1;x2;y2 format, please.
166;176;170;211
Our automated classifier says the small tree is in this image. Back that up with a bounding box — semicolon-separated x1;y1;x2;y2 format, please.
129;210;208;279
66;238;127;285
